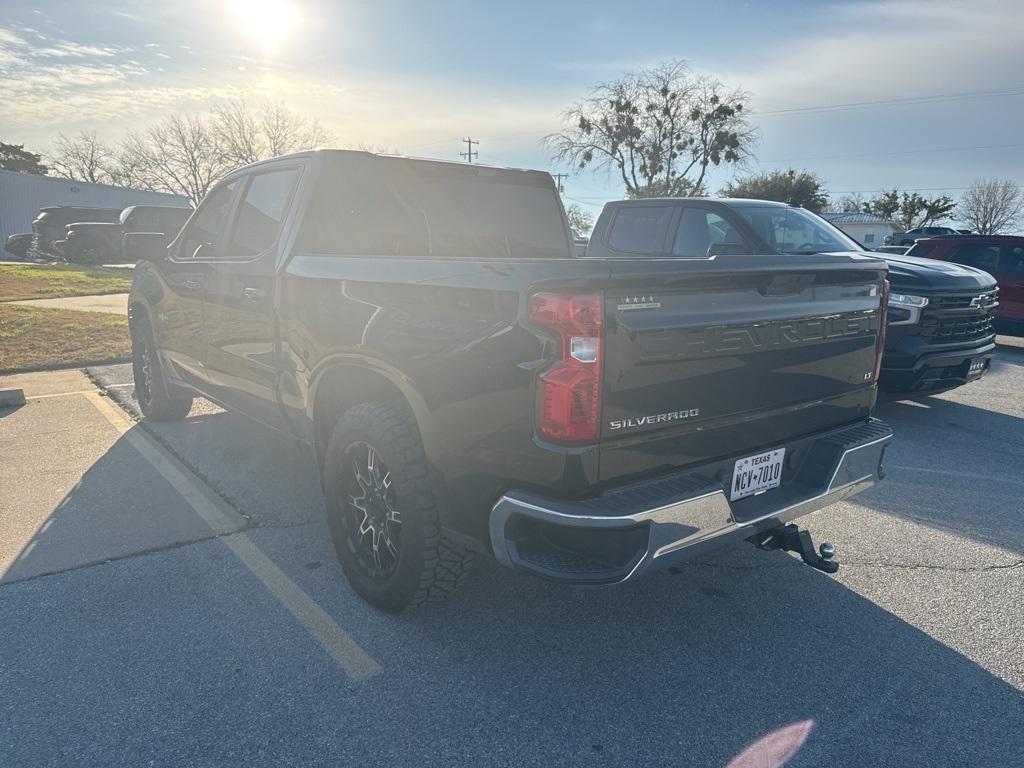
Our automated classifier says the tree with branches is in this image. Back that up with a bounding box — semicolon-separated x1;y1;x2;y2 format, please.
0;141;47;174
49;131;120;185
720;169;829;213
957;178;1024;235
564;203;594;237
121;113;230;204
212;99;332;167
862;190;955;230
547;60;755;198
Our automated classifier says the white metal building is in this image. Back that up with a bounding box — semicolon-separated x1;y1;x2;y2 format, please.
0;170;188;244
820;212;896;248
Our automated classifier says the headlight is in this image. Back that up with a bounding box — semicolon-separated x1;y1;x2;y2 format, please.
889;293;928;308
887;293;928;325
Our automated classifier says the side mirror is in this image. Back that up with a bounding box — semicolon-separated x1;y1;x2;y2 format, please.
123;232;167;262
708;242;752;257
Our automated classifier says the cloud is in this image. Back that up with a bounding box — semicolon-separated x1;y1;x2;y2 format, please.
37;43;117;58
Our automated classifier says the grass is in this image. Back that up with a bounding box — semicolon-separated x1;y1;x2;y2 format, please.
0;304;131;372
0;263;132;302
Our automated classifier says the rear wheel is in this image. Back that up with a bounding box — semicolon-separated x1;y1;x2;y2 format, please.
131;318;193;421
324;402;474;612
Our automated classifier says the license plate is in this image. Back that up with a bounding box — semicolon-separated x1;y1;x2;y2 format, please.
730;448;785;501
967;358;987;378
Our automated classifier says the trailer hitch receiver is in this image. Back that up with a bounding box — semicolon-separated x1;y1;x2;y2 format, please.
749;524;839;574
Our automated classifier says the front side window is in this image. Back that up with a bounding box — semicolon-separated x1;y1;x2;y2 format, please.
948;244;999;274
227;168;300;257
608;206;673;254
180;181;237;258
672;208;750;257
734;206;859;254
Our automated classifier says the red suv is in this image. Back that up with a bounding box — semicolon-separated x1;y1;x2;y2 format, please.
907;235;1024;329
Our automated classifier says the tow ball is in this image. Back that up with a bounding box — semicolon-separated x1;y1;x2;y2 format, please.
748;524;839;574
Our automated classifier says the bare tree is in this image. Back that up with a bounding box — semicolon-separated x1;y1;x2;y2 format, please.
121;114;230;204
48;131;118;185
564;203;594;237
836;192;866;213
547;60;755;198
957;178;1024;235
212;100;333;167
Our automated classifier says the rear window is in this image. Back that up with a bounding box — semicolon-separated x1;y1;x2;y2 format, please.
297;154;571;258
607;206;672;254
906;243;935;259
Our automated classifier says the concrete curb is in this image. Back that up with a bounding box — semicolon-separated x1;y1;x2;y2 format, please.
0;388;27;407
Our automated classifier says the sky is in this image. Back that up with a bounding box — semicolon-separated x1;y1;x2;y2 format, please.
2;0;1023;218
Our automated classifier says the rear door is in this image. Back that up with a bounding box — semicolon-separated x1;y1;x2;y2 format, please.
598;203;885;484
200;163;303;431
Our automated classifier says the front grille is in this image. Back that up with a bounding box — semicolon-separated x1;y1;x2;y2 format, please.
929;290;998;311
919;289;998;344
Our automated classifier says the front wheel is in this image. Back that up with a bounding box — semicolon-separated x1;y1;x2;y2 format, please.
69;239;105;265
324;402;474;612
131;319;193;421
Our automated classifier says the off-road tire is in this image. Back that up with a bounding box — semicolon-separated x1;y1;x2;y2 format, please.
131;318;194;421
324;401;474;612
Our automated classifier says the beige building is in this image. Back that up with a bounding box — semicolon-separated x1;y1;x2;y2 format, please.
821;212;896;248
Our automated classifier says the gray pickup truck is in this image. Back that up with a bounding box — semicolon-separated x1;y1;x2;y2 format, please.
59;205;191;264
126;151;893;611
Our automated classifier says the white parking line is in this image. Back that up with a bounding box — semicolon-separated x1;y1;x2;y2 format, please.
84;391;382;681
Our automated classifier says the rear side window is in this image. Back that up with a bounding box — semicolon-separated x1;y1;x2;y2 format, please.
947;243;999;275
298;154;570;258
607;206;672;254
228;168;300;257
672;208;750;257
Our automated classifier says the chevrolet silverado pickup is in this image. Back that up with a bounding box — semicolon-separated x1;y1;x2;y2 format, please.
125;151;892;612
592;198;998;396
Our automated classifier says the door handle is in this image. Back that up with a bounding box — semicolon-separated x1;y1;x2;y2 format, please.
183;279;203;291
242;286;268;302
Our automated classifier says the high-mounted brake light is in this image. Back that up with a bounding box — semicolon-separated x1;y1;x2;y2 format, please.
530;292;602;443
873;279;890;382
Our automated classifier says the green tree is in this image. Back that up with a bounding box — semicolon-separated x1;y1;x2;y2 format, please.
547;60;755;199
0;141;48;174
862;190;955;230
719;169;829;213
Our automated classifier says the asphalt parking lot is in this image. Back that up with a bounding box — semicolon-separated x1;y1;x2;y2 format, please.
2;341;1022;768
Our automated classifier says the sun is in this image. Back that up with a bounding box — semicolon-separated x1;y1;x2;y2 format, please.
227;0;299;52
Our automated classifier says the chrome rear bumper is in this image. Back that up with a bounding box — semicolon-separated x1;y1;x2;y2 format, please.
489;419;893;585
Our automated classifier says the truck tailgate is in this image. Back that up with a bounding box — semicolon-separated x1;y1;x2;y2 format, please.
599;256;885;484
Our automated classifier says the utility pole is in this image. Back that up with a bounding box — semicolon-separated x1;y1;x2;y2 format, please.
552;173;568;194
460;137;479;163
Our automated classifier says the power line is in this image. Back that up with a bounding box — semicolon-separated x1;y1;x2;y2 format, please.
460;136;479;163
751;86;1024;117
758;141;1024;164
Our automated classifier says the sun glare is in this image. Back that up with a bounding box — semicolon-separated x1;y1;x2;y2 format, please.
227;0;299;52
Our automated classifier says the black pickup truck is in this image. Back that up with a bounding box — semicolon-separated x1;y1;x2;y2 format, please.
126;151;892;611
590;198;998;397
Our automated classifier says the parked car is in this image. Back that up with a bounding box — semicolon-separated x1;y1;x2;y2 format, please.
599;198;997;396
873;245;910;255
907;234;1024;331
4;233;32;260
888;226;961;246
29;206;121;260
126;151;892;612
57;204;192;264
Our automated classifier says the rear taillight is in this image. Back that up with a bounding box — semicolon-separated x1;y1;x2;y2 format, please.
873;279;890;382
530;292;602;443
